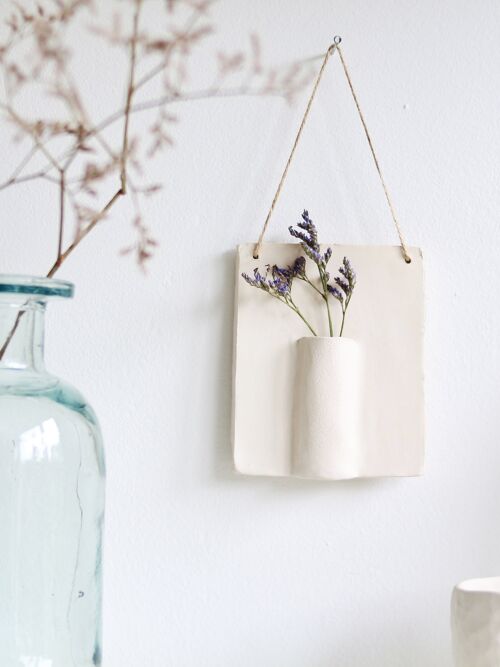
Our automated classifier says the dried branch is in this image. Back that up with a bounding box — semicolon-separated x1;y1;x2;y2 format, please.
0;311;23;360
46;187;123;277
120;0;142;194
0;0;315;281
57;169;65;259
49;0;144;276
3;104;62;172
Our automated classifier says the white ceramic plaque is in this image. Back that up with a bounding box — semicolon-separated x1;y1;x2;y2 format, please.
232;243;425;479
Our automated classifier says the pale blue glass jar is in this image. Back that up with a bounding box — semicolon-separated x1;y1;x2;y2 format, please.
0;276;105;667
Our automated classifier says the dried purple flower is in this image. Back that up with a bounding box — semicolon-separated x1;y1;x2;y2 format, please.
292;255;306;277
301;244;323;265
289;210;332;268
296;209;319;249
241;256;317;336
339;256;356;289
242;268;268;290
241;210;358;337
334;276;350;295
327;256;357;336
269;264;291;280
289;211;318;250
288;226;313;247
327;284;344;303
269;276;290;296
242;264;293;299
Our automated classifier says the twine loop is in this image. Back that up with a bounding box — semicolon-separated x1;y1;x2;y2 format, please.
253;38;411;265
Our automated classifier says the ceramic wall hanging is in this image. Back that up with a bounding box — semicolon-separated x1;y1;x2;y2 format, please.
232;39;424;481
233;242;424;480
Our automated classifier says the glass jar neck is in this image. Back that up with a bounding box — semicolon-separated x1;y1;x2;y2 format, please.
0;299;46;372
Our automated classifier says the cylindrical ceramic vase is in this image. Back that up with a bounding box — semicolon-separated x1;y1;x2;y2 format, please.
451;577;500;667
292;336;362;480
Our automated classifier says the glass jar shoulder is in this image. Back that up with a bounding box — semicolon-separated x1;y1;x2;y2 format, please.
0;371;99;425
0;372;105;473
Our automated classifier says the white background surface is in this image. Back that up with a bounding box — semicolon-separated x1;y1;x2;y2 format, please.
1;1;500;665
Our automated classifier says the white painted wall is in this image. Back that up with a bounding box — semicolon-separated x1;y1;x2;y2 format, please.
1;1;500;665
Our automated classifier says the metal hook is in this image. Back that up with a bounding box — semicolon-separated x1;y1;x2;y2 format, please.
327;36;342;54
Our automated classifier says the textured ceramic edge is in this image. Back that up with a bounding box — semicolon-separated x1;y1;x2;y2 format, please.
451;576;500;667
292;336;363;480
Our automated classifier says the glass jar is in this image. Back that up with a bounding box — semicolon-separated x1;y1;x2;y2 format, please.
0;276;105;667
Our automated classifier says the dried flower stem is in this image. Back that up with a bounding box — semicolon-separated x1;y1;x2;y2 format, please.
270;291;317;337
339;292;353;337
301;274;323;298
298;269;332;334
289;300;317;336
319;266;333;337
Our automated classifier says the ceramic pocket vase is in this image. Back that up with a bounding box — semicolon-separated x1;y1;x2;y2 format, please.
451;577;500;667
292;337;363;480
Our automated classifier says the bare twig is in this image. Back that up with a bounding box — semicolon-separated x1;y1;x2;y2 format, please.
120;0;142;194
47;187;124;277
0;0;316;360
49;0;143;276
0;0;315;281
3;105;62;173
0;145;39;188
0;170;60;191
0;311;23;360
57;170;65;260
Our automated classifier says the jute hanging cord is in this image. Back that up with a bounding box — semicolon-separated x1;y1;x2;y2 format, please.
253;36;412;264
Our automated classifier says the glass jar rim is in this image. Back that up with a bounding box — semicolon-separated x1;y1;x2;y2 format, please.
0;275;74;298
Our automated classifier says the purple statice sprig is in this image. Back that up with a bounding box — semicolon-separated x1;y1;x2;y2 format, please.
242;258;317;336
241;210;357;337
288;210;332;269
289;210;334;336
327;257;357;336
